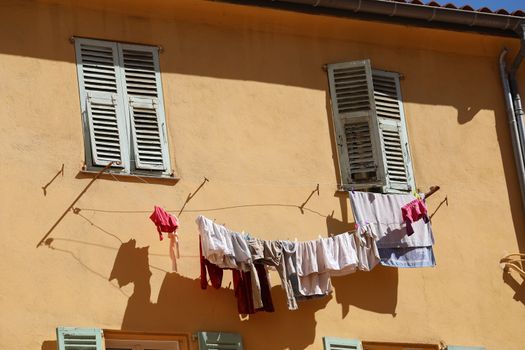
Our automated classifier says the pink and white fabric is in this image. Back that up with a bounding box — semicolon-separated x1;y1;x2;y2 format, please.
149;206;180;271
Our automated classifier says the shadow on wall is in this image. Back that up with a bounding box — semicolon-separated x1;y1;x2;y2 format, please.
503;270;525;305
110;239;398;350
41;341;56;350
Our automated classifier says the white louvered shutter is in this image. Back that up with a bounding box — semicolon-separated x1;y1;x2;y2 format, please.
57;327;104;350
328;60;415;193
197;332;243;350
327;60;384;189
372;70;414;192
118;44;170;171
75;39;127;168
323;337;362;350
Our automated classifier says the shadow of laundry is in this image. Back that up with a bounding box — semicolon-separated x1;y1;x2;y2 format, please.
110;239;330;350
331;266;398;318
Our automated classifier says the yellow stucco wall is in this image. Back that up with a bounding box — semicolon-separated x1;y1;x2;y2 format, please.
1;0;525;349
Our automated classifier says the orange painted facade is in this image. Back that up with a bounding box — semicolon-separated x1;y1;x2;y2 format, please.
1;0;525;349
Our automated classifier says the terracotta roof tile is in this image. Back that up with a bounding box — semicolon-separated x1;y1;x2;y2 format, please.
387;1;525;18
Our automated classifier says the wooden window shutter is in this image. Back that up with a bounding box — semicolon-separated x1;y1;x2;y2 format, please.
75;38;127;169
327;60;415;193
56;327;104;350
327;60;383;190
197;331;243;350
446;347;486;350
372;70;415;193
117;44;170;172
323;337;363;350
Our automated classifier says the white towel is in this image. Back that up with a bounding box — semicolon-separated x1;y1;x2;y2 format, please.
349;191;434;248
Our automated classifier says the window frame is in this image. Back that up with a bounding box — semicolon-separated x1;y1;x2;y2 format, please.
74;37;173;178
327;59;415;194
104;329;190;350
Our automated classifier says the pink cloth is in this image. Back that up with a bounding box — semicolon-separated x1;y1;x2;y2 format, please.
401;199;429;236
149;206;180;271
150;206;179;240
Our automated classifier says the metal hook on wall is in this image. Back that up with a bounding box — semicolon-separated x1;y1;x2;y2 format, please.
178;177;210;216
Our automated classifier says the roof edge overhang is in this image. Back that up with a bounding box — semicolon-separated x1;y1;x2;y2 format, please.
213;0;525;38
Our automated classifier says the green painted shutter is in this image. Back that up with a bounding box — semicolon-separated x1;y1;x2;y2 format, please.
327;60;384;190
117;43;170;172
197;332;243;350
75;38;128;170
327;60;415;193
447;346;486;350
56;327;104;350
372;70;415;193
323;337;363;350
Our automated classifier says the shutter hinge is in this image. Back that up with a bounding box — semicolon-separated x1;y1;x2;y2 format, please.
112;94;118;104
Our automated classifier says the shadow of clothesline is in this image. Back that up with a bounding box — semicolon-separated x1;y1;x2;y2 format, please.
45;242;130;298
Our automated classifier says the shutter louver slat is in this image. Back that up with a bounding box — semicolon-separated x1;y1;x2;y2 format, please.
328;60;414;192
328;60;382;189
86;94;125;167
332;65;371;115
345;121;377;181
76;39;128;170
122;49;158;98
57;327;104;350
119;44;170;172
372;71;413;191
129;99;166;170
79;44;118;94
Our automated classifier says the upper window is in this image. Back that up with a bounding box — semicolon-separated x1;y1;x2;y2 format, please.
74;37;171;176
327;59;414;193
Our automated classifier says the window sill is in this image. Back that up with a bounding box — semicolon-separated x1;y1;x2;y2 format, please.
77;169;180;185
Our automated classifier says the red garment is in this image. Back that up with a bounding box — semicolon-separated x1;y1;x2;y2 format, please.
150;206;179;271
199;238;274;314
149;206;179;241
200;237;223;289
401;199;429;236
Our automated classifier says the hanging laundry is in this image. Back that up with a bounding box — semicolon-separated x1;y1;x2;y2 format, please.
200;236;223;289
353;224;380;271
348;191;434;248
378;246;436;268
197;216;273;313
296;239;332;297
150;205;179;240
149;206;180;271
401;198;429;236
199;235;273;314
197;215;237;269
247;239;298;311
349;191;436;268
282;240;328;302
319;232;359;276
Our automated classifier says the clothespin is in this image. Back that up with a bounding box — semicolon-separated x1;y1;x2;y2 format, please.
412;189;421;200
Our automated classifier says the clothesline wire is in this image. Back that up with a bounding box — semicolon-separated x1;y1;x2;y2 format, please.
75;203;328;217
